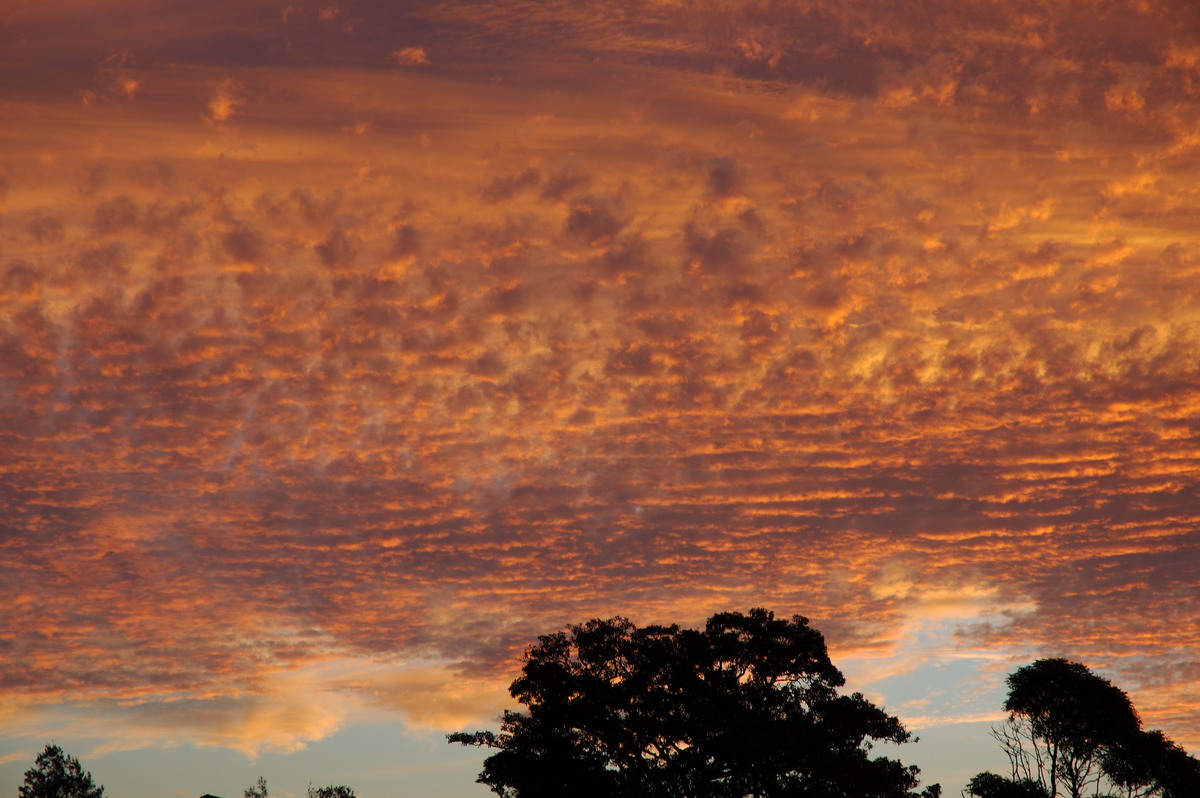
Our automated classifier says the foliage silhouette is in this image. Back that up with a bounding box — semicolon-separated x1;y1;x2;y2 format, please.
1101;728;1200;798
307;785;357;798
19;744;105;798
966;658;1200;798
450;608;941;798
962;772;1047;798
244;777;269;798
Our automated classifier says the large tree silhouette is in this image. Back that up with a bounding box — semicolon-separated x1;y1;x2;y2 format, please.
450;608;940;798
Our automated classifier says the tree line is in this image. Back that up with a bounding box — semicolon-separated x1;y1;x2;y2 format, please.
18;610;1200;798
16;751;354;798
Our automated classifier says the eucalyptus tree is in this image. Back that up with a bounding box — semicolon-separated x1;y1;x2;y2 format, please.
966;658;1200;798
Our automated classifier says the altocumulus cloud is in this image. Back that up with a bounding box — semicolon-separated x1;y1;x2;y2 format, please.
1;0;1199;762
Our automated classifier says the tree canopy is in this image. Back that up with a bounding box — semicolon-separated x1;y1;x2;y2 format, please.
19;744;105;798
307;785;356;798
966;658;1200;798
450;608;940;798
962;772;1046;798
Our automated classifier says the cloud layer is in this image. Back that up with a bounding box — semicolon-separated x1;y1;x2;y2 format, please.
3;0;1199;763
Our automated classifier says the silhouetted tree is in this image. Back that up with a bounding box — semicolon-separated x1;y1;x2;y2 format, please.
1101;729;1200;798
19;744;105;798
307;785;356;798
962;772;1047;798
450;608;941;798
969;658;1200;798
1153;734;1200;798
999;658;1140;798
244;777;269;798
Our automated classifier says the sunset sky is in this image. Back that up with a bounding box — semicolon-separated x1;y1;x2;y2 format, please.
3;0;1200;795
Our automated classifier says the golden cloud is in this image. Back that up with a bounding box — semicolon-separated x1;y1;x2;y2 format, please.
391;47;430;67
204;79;245;125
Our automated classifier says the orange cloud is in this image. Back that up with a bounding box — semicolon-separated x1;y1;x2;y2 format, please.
204;79;245;124
391;47;429;67
2;0;1200;777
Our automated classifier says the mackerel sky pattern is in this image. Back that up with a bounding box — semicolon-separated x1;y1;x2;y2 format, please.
2;0;1199;771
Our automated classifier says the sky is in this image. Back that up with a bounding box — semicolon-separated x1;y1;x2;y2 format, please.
2;0;1200;795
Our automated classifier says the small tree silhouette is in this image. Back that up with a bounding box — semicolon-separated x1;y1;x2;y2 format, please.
243;777;269;798
19;744;105;798
307;784;356;798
